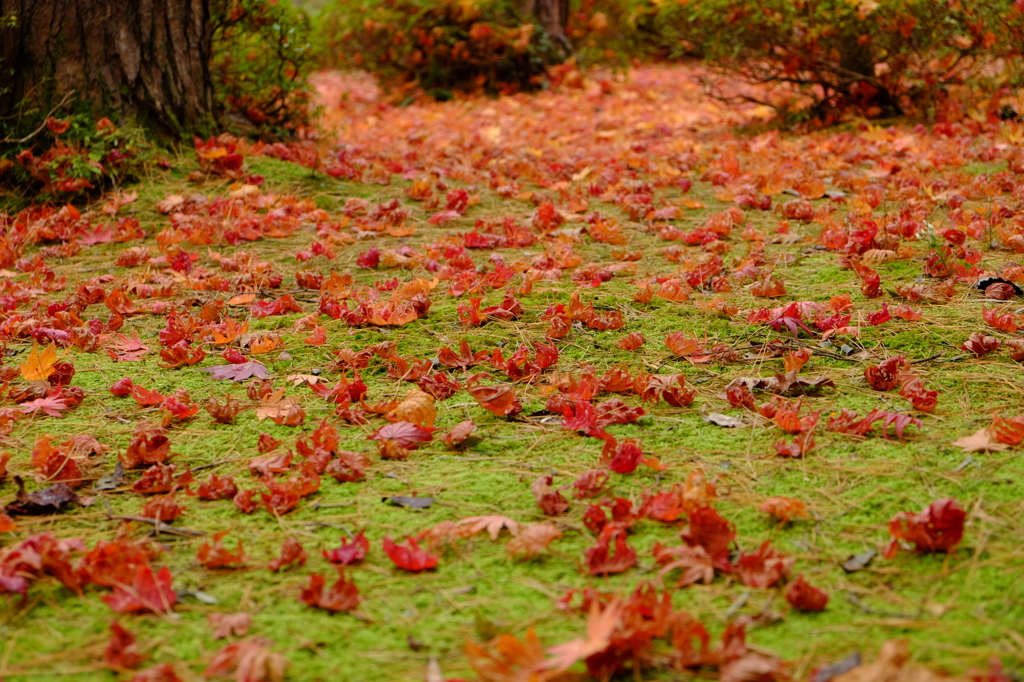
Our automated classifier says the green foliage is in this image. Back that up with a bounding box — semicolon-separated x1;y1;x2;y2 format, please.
618;0;1014;120
0;116;153;203
211;0;318;138
313;0;564;96
564;0;646;67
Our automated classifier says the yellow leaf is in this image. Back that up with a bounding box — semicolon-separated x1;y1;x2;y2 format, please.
20;342;58;382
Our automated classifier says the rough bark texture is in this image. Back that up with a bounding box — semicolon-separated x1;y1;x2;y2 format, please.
0;0;213;136
522;0;571;52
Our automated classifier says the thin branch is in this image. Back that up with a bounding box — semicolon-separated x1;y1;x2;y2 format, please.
0;91;75;145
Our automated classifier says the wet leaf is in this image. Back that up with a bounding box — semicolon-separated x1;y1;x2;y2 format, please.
384;495;434;509
5;478;80;515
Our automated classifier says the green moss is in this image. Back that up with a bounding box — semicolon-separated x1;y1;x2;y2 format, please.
3;116;1024;680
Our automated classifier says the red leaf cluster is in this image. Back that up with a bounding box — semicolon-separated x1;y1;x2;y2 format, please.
962;332;1001;357
102;565;177;614
299;570;361;611
323;530;369;565
196;474;238;501
132;464;192;495
0;532;85;596
105;622;146;669
196;531;247;568
680;506;734;571
828;409;922;439
734;541;793;588
885;497;965;558
864;355;909;391
585;526;636;575
121;422;172;469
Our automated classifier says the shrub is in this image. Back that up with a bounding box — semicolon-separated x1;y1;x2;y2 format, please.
211;0;317;138
314;0;564;97
564;0;643;66
0;116;152;203
637;0;1011;121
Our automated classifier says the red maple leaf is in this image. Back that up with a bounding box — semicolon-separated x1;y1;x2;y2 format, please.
299;570;361;612
734;541;793;588
885;497;965;558
268;537;307;572
784;574;828;611
105;622;146;669
369;421;436;447
585;526;636;575
131;384;165;407
382;536;439;572
105;332;151;362
196;531;247;568
323;530;369;565
681;506;735;571
102;564;177;614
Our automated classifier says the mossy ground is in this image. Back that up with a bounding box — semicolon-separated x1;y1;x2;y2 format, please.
3;71;1024;681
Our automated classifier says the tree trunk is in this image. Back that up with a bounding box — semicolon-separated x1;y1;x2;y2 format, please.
522;0;572;53
0;0;214;137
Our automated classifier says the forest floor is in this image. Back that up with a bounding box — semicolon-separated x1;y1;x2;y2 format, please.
1;64;1024;682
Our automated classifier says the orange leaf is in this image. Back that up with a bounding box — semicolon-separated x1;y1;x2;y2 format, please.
542;599;621;674
227;293;257;306
507;523;562;559
384;389;437;428
248;333;283;355
211;318;248;345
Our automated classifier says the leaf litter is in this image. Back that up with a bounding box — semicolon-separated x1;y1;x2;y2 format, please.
0;62;1022;680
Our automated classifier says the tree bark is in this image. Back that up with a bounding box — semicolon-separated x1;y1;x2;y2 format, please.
0;0;214;137
522;0;572;53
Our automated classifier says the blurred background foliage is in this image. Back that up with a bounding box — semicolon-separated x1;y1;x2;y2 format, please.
4;0;1024;201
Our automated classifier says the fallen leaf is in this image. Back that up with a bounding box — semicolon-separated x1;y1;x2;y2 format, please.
542;599;620;673
254;390;299;421
384;389;437;428
831;639;970;682
286;373;323;386
384;495;434;509
208;612;252;639
20;342;58;382
201;361;271;382
5;478;80;515
203;638;288;681
507;523;562;559
105;332;151;362
156;194;185;214
453;515;520;540
952;427;1009;453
